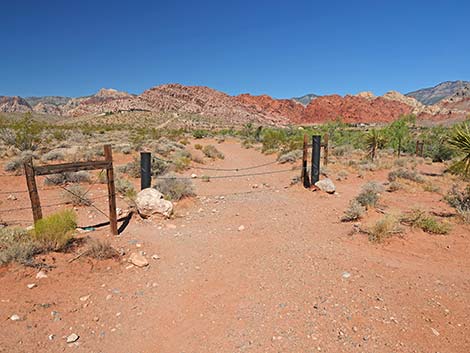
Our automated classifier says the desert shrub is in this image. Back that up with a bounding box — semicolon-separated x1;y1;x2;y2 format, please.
341;200;365;222
4;156;23;174
278;150;302;164
192;130;208;139
401;210;451;234
44;171;91;186
194;144;203;150
192;155;205;164
393;158;407;167
358;161;379;172
336;170;349;181
154;173;195;200
120;145;132;154
115;177;137;200
62;185;92;206
355;182;384;208
33;210;76;251
118;156;169;178
423;182;440;193
0;113;43;151
368;216;403;243
201;175;210;182
41;150;65;162
388;168;424;183
155;138;184;156
84;238;119;260
445;185;470;223
387;181;403;192
0;227;41;265
332;144;353;157
202;145;224;159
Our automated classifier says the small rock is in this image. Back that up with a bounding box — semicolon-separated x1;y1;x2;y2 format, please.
27;283;37;289
66;333;79;343
238;225;245;232
151;254;160;260
431;327;440;336
128;253;149;267
191;173;197;178
48;334;55;341
135;188;173;218
342;272;351;279
10;314;21;321
36;270;48;279
315;178;336;194
79;295;90;302
7;194;17;201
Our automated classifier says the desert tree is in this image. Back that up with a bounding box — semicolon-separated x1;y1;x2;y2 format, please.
386;114;415;158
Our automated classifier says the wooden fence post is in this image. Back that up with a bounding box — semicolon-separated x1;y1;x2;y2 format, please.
104;145;118;235
302;134;310;188
24;157;42;223
323;133;329;166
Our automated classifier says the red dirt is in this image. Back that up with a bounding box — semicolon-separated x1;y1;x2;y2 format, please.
1;140;470;352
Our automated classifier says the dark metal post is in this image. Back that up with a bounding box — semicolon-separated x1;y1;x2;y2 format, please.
311;135;321;184
302;134;310;188
140;152;151;190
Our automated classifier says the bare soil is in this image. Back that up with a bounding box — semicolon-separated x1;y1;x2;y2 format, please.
1;140;469;353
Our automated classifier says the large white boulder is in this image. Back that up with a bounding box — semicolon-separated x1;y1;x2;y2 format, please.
315;178;336;194
135;188;173;218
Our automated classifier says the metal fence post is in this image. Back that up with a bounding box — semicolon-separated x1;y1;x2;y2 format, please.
140;152;151;190
311;135;321;184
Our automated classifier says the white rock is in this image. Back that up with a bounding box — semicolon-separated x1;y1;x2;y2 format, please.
66;333;79;343
128;253;149;267
27;283;37;289
315;178;336;194
238;225;245;232
342;272;351;279
151;254;160;260
36;270;48;279
135;188;173;218
191;173;197;178
10;314;21;321
79;295;90;302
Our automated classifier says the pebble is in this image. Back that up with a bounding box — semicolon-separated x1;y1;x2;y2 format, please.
7;194;17;200
79;295;90;302
431;327;440;336
342;272;351;279
27;283;37;289
128;253;149;267
48;334;55;341
151;254;160;260
10;314;21;321
36;270;48;279
238;225;245;232
66;333;79;343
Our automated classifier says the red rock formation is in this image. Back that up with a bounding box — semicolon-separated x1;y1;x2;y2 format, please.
236;94;305;123
0;96;32;113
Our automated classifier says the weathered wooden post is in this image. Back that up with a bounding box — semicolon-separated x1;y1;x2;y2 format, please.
104;145;118;235
24;157;42;223
311;135;321;184
302;134;310;188
323;133;329;166
140;152;151;190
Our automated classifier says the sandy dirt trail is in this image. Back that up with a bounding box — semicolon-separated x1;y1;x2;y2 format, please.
1;140;469;353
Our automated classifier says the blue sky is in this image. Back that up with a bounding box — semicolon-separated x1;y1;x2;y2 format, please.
1;0;468;98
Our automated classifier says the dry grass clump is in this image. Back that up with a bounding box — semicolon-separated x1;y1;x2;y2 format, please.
278;150;302;164
62;185;92;206
401;210;451;235
341;200;365;222
115;177;137;200
155;173;195;201
194;144;203;150
32;210;77;251
367;215;403;243
386;181;403;192
202;145;224;159
84;238;119;260
388;168;424;183
422;182;441;193
41;149;65;162
332;144;353;157
170;150;192;172
336;170;349;181
0;227;41;265
445;185;470;223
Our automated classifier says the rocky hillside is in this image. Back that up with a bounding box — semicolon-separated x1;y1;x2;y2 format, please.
292;93;319;106
406;81;470;105
1;82;469;125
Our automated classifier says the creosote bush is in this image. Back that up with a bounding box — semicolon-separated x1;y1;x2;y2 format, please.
85;238;119;260
388;168;424;183
33;210;77;251
0;227;41;265
154;173;195;201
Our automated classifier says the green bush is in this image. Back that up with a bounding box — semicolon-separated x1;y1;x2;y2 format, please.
33;210;77;251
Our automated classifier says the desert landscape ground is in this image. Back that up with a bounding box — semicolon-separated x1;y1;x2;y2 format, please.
1;81;470;353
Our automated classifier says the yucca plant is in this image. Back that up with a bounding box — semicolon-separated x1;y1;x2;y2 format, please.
447;122;470;179
365;129;387;160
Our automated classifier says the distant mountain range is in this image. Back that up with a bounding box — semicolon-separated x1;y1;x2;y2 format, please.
1;81;469;126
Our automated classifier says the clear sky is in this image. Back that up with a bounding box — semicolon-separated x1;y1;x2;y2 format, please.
1;0;468;98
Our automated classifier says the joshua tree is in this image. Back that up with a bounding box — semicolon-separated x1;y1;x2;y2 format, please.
365;129;387;161
448;122;470;179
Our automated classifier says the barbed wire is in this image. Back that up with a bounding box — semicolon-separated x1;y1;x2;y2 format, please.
155;167;301;180
153;156;280;172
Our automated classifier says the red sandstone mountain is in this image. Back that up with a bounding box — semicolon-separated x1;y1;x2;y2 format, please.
1;83;469;125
